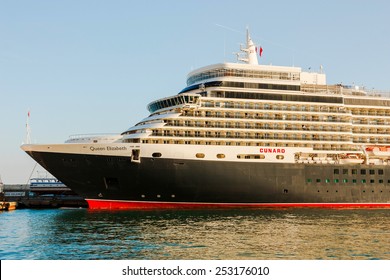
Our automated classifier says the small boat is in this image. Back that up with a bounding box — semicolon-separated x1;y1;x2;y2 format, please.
365;146;390;157
29;176;73;195
339;154;364;164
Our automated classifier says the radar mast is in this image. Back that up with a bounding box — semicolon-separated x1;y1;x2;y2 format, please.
236;28;259;65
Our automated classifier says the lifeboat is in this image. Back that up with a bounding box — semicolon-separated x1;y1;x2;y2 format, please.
365;146;390;157
339;154;364;164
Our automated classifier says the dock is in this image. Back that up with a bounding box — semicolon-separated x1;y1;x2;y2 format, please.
1;184;88;209
17;196;87;208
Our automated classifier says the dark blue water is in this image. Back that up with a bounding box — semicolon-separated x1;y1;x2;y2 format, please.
0;208;389;260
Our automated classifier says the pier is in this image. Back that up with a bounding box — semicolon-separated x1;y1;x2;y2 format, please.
1;184;87;209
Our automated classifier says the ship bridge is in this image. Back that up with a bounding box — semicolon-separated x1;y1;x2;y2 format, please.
146;93;200;114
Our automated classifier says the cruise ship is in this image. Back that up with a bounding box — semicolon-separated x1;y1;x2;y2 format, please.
22;30;390;209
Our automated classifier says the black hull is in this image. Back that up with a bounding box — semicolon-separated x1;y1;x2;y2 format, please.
26;151;390;208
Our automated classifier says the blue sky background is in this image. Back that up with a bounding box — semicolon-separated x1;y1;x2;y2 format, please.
1;0;390;183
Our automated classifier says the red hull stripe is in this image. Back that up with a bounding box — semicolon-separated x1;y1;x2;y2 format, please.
86;199;390;210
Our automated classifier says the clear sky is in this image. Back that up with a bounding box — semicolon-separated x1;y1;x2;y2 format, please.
1;0;390;183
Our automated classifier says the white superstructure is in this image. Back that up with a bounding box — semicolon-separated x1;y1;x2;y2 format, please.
23;29;390;166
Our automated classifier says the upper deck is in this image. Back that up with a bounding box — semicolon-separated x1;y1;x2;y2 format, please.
186;63;302;86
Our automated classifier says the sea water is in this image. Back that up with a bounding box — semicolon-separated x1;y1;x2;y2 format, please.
0;208;389;260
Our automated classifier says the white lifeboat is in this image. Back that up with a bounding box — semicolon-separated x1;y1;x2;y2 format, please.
339;154;364;164
365;146;390;157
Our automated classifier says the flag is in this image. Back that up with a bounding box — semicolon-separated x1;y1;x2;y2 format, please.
256;46;263;57
28;111;30;118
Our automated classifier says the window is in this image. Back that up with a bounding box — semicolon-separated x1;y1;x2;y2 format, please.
370;179;375;184
369;170;375;175
379;169;384;175
307;179;312;183
325;179;330;183
216;154;225;159
334;169;339;175
334;179;339;183
276;155;284;160
361;169;366;175
196;153;205;158
316;179;321;183
352;169;357;175
361;179;366;183
152;152;162;158
343;169;348;175
237;154;265;159
343;179;348;183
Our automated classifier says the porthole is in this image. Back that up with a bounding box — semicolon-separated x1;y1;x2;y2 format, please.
276;155;284;160
152;152;162;158
196;153;205;158
217;154;225;159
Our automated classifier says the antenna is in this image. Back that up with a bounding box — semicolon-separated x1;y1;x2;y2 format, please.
235;28;259;65
25;110;31;144
215;24;245;62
